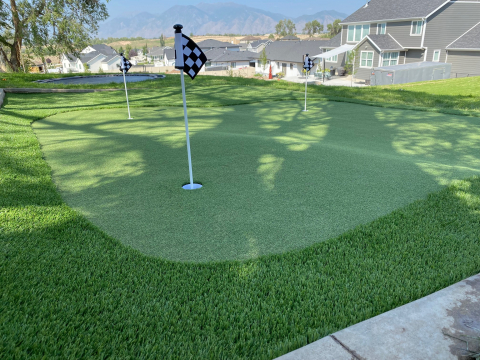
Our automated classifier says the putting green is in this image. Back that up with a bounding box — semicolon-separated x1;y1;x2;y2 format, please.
33;100;480;262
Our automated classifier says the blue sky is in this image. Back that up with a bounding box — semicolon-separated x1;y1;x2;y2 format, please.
104;0;365;19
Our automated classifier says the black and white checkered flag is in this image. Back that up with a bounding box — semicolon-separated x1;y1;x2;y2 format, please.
303;54;314;72
120;53;132;73
174;31;207;80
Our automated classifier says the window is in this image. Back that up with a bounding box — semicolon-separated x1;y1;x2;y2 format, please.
231;62;236;68
348;24;370;42
276;62;280;68
433;50;440;62
290;63;293;70
326;54;338;62
377;23;386;35
257;60;261;66
411;21;423;36
360;51;374;67
382;52;399;66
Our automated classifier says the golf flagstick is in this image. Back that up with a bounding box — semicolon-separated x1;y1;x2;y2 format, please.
174;24;207;190
120;53;133;119
303;54;313;112
179;68;196;189
304;70;308;112
122;69;133;119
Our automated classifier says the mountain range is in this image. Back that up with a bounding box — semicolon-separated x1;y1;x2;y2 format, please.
98;2;347;38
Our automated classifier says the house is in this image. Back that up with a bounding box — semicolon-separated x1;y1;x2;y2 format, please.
279;35;301;41
196;39;241;52
146;47;172;62
325;0;480;81
61;44;121;73
163;49;176;66
255;40;324;77
203;49;259;71
239;36;262;44
247;40;272;53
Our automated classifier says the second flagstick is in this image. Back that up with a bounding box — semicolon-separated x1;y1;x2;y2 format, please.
174;24;207;190
120;53;133;119
303;54;314;112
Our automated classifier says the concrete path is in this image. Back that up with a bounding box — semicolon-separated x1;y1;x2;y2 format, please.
276;273;480;360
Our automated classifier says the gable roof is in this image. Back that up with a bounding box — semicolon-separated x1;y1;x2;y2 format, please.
447;22;480;50
102;55;120;64
163;49;176;60
321;33;342;49
342;0;448;23
79;52;106;63
279;35;300;41
249;39;271;48
211;50;259;62
363;34;404;51
265;41;324;63
89;44;117;55
204;48;230;61
197;39;239;49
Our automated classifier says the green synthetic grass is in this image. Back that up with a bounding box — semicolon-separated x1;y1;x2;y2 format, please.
2;73;480;116
33;102;480;262
1;85;480;359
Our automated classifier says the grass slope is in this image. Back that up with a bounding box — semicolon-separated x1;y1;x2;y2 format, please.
33;102;480;261
1;83;480;358
1;74;480;116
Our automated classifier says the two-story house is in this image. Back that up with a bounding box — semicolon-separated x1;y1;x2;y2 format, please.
323;0;480;81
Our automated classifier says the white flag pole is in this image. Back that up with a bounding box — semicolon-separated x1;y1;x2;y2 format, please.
304;70;308;112
174;24;202;190
122;68;133;119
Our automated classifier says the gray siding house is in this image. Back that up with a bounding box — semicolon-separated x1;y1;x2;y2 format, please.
335;0;480;81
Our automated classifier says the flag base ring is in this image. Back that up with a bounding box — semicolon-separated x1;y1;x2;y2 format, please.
302;110;308;112
182;183;203;190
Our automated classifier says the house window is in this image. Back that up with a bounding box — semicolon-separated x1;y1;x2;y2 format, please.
411;21;423;36
231;62;236;68
290;63;293;70
433;50;441;62
382;52;399;66
276;62;280;68
360;51;374;67
377;23;386;35
348;24;370;42
326;54;338;62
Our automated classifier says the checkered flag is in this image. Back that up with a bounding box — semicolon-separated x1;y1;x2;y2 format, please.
120;53;132;73
175;34;207;80
303;54;314;72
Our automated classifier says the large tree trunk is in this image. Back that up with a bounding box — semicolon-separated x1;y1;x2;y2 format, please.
9;0;22;71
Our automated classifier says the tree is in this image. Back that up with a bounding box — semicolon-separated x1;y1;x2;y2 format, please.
159;34;165;47
125;44;132;59
0;0;108;72
268;33;275;40
327;19;342;38
275;19;296;37
142;43;148;56
311;20;323;34
303;22;313;35
118;46;124;55
259;47;268;72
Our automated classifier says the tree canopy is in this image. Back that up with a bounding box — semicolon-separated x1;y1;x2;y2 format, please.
275;19;296;37
0;0;109;72
327;19;342;38
159;34;165;47
303;20;323;36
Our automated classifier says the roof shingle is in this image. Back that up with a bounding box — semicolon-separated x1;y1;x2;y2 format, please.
447;22;480;50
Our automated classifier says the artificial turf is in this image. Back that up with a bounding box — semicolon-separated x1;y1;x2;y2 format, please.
33;101;480;262
1;83;480;359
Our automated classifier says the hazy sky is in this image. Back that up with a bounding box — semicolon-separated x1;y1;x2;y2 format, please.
104;0;365;19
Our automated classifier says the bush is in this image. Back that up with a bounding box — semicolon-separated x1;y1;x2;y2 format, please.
98;67;104;74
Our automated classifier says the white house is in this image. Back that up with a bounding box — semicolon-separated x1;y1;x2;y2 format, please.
62;44;121;73
255;40;324;77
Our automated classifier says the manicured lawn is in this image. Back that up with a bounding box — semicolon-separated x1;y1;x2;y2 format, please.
1;80;480;359
33;101;480;262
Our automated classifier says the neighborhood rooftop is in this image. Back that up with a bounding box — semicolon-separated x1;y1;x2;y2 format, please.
447;22;480;50
367;34;404;51
264;40;324;63
341;0;448;23
197;39;239;48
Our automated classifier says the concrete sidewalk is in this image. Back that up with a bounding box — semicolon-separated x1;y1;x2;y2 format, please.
276;273;480;360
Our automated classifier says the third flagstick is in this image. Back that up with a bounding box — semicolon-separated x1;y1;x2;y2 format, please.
120;53;133;119
174;24;207;190
303;54;314;112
